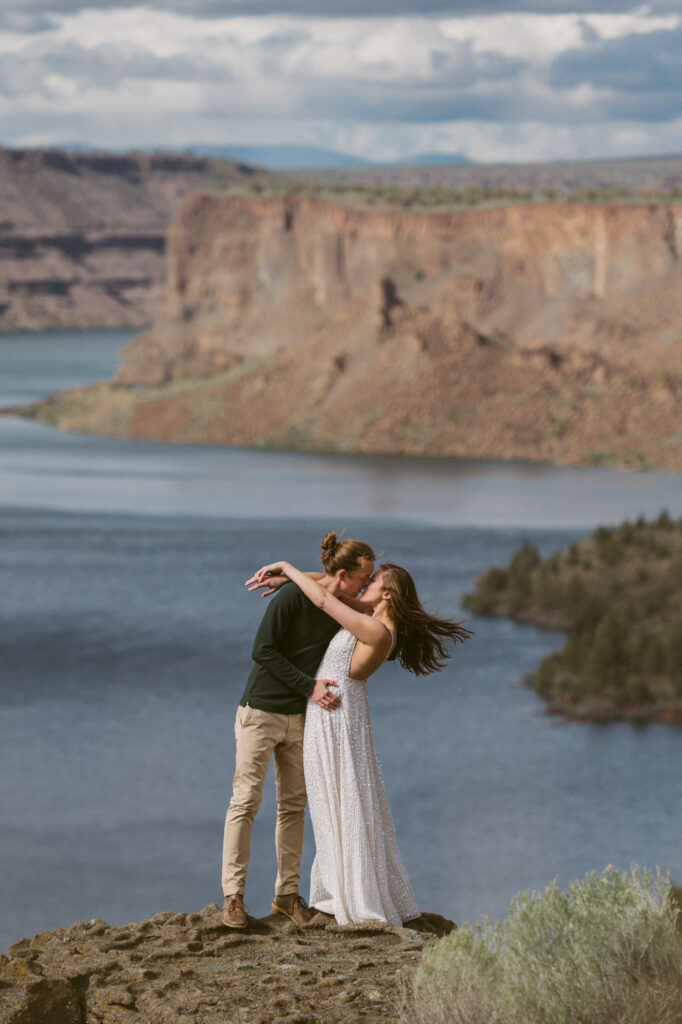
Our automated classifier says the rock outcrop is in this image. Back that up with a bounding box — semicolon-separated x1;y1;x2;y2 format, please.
0;148;254;332
0;905;454;1024
27;194;682;469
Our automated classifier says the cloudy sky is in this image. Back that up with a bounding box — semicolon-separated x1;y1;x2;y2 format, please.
0;0;681;163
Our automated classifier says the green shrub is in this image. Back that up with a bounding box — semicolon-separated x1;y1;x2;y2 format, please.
644;585;671;616
462;568;509;613
509;540;541;577
665;625;682;691
617;521;635;545
626;677;653;705
672;885;682;934
658;509;673;530
533;653;566;698
566;544;580;566
481;567;509;594
561;596;606;672
563;574;588;617
636;633;666;675
506;541;540;601
586;611;627;690
600;536;623;565
405;867;682;1024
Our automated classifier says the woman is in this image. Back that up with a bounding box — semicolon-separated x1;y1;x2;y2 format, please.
250;532;472;927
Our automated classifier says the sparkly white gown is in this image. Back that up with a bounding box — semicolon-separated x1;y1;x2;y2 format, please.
303;628;420;926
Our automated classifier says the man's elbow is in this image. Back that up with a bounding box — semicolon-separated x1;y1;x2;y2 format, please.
251;641;270;665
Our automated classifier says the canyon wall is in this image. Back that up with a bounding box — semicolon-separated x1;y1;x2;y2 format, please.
0;148;253;331
37;194;682;469
121;194;682;378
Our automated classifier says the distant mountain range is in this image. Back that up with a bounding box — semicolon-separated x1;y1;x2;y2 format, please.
59;141;473;171
185;144;474;170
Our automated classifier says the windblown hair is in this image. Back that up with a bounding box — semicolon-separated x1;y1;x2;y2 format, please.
320;531;375;576
379;563;473;676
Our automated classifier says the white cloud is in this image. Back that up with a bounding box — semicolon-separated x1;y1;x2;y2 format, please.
0;6;680;161
438;9;680;61
439;13;585;60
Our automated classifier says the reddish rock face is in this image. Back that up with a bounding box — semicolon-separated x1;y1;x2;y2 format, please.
108;194;682;470
121;194;682;384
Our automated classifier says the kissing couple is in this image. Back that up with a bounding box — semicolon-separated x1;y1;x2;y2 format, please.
221;531;472;929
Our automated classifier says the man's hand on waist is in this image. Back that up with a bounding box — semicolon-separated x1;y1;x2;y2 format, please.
310;678;340;711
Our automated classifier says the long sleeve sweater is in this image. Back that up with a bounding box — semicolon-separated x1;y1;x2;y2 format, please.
239;584;340;715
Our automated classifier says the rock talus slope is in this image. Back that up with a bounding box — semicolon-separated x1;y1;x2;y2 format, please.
35;194;682;469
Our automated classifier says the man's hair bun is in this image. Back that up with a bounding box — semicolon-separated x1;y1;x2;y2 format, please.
320;531;338;555
320;531;375;575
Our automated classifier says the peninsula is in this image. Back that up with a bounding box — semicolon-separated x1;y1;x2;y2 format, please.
463;512;682;725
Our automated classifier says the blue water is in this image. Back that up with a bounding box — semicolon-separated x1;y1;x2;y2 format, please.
1;329;681;953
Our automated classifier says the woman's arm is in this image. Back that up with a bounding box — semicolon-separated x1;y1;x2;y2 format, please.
251;561;391;650
246;571;373;612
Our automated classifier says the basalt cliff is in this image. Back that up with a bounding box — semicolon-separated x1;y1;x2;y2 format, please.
0;905;453;1024
0;148;253;332
30;194;682;469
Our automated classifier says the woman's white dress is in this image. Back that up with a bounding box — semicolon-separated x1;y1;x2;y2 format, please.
303;627;420;926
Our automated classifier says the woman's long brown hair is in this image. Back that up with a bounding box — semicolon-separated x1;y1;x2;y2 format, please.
379;563;473;676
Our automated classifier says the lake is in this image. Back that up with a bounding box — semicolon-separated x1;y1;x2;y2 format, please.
1;328;681;953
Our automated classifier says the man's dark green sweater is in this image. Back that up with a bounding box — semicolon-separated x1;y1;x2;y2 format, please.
240;583;340;715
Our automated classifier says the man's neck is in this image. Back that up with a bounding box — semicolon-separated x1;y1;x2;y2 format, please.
317;574;341;595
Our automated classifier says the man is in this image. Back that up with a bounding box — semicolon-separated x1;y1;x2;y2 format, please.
221;537;375;929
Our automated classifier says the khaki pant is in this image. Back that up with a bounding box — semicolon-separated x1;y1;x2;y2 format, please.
221;704;307;898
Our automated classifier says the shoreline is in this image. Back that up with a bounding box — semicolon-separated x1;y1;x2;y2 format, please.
16;382;682;473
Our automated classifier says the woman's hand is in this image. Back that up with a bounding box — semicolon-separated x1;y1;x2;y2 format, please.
245;573;290;597
245;561;294;597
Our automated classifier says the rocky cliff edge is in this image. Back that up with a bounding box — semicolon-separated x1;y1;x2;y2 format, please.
0;905;454;1024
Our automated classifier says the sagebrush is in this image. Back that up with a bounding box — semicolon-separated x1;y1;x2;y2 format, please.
404;867;682;1024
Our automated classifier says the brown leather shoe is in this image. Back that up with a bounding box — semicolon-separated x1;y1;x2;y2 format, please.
271;893;312;926
221;893;248;929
